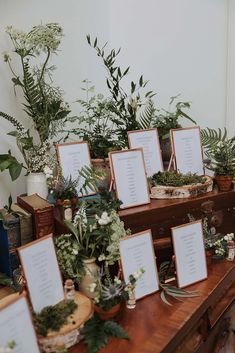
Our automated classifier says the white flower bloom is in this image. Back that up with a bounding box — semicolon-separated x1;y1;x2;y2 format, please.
114;277;122;285
98;254;106;261
72;249;78;255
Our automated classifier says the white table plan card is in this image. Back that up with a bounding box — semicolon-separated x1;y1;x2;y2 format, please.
18;234;64;312
170;126;204;175
119;230;159;299
56;141;95;196
128;128;164;177
0;294;40;353
171;220;207;288
109;149;150;209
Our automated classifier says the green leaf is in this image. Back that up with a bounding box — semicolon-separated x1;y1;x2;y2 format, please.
64;220;79;239
9;162;23;181
7;131;19;137
131;81;136;94
160;290;172;306
139;75;143;87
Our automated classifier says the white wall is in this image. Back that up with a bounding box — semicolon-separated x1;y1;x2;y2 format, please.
0;0;233;206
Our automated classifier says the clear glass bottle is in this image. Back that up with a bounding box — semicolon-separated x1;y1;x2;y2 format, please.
64;279;75;300
126;289;136;309
227;241;235;261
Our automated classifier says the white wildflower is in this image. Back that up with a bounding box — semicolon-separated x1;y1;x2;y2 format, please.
98;254;106;262
88;283;96;293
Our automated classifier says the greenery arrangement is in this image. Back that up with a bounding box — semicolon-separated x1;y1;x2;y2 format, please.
85;35;156;149
33;299;77;337
158;262;199;306
83;314;128;353
55;202;128;281
201;128;235;176
0;23;72;180
67;80;122;158
149;171;207;187
89;266;144;311
152;95;196;139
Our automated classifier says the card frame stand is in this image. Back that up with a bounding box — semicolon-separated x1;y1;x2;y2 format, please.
162;255;177;284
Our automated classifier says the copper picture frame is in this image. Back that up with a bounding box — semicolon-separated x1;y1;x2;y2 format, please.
169;126;204;175
171;220;208;289
127;128;164;176
109;148;150;209
0;292;40;352
119;229;159;299
17;234;65;312
55;140;96;197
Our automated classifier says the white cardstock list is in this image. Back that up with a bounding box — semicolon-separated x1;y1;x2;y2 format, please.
57;142;93;196
119;231;159;299
0;296;40;353
172;221;207;288
128;129;163;177
18;236;64;312
110;149;150;209
171;127;204;175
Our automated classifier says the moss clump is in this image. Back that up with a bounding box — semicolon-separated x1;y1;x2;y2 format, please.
150;171;206;187
34;299;77;337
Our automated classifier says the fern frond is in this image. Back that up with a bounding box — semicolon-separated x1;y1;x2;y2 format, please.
201;127;227;150
139;99;156;129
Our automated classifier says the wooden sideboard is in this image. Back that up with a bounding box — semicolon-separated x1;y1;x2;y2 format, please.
118;189;235;263
69;260;235;353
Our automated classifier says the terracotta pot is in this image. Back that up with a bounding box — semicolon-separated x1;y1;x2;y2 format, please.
94;303;122;321
205;250;213;266
79;258;99;298
215;175;233;192
91;158;111;190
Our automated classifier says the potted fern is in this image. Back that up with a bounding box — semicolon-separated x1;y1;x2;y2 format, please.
201;128;235;191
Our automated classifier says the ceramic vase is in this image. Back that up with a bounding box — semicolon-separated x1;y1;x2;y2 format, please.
79;257;99;298
26;172;48;199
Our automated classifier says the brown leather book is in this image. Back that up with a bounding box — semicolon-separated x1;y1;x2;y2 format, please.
11;203;34;245
17;194;55;239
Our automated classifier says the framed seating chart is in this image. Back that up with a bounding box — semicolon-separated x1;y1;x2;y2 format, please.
119;230;159;299
171;220;207;288
56;141;95;196
128;128;163;177
0;294;40;352
109;149;150;209
170;126;204;175
18;234;64;312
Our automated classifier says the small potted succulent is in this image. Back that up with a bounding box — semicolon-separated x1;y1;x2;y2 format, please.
202;128;235;191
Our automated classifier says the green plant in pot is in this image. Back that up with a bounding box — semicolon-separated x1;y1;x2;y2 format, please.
55;202;128;298
152;96;196;163
0;23;72;196
201;128;235;191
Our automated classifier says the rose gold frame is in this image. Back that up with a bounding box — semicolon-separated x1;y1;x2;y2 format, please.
170;126;205;175
119;229;160;300
0;292;40;352
127;128;164;173
55;140;96;197
109;148;150;209
171;220;208;289
17;234;65;310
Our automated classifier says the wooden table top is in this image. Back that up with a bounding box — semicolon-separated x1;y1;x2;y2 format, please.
69;260;235;353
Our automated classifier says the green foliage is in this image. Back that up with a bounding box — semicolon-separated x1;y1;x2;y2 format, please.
86;35;156;148
201;127;235;176
33;299;77;337
0;150;24;181
158;262;199;306
69;82;122;158
153;97;196;139
53;175;79;201
83;314;129;353
79;165;106;195
150;171;206;187
0;272;14;288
